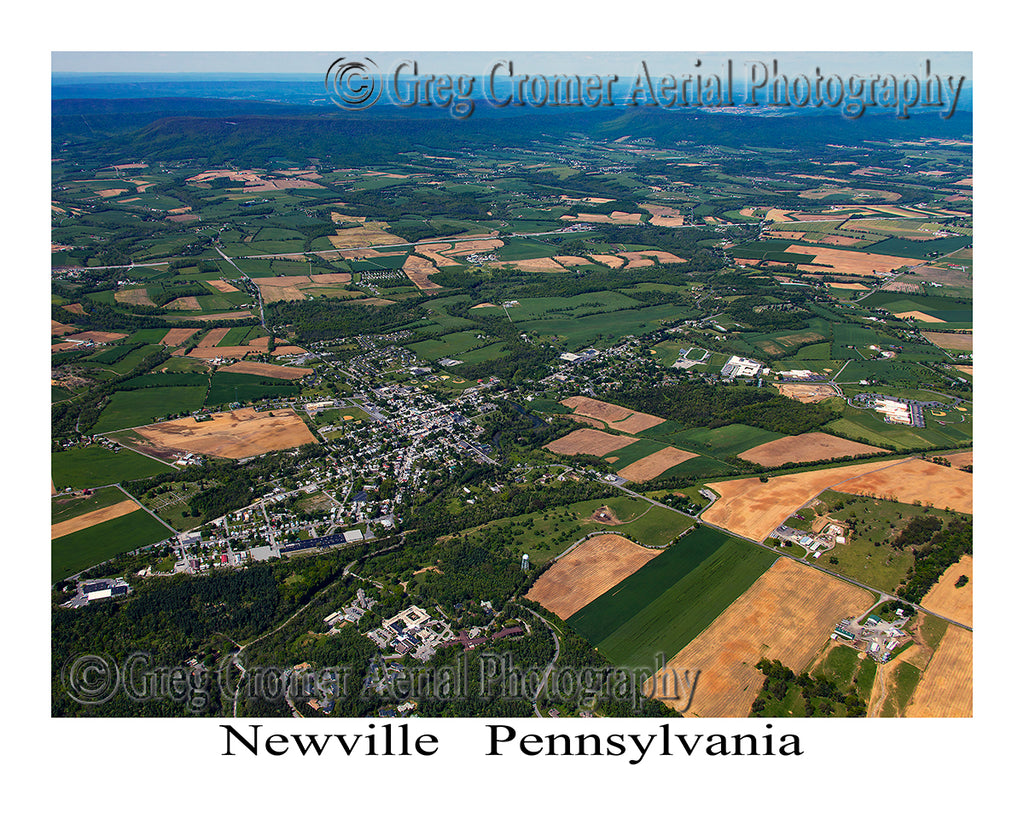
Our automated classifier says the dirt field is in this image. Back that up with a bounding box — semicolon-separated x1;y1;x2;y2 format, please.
905;625;973;717
271;345;308;356
115;288;156;307
471;302;496;309
403;263;444;290
738;432;886;467
199;328;231;347
560;396;665;433
544;428;638;457
525;534;660;620
617;447;698;482
160;328;198;347
775;383;840;403
66;331;126;344
218;361;313;380
921;555;972;627
52;342;81;352
787;245;925;276
648;559;874;717
133;407;317;459
703;460;906;541
207;279;239;293
922;331;973;351
830;458;972;515
52;499;141;540
588;254;625;268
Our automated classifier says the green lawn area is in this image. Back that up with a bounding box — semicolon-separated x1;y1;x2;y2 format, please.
52;508;173;583
568;527;776;667
52;446;174;490
91;386;210;433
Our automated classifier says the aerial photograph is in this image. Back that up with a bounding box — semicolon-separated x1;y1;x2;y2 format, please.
50;50;974;723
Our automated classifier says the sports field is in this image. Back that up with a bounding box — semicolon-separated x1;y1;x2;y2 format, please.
567;526;776;668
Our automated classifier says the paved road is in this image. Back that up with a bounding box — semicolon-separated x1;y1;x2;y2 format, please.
525;608;562;717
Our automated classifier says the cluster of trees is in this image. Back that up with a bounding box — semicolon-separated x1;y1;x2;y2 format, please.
723;295;810;333
897;516;972;603
266;296;426;343
749;658;867;717
609;383;839;436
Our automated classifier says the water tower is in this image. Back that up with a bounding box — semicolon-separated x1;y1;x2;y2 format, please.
521;553;530;572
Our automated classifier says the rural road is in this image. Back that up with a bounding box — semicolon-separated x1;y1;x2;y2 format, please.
525;608;562;717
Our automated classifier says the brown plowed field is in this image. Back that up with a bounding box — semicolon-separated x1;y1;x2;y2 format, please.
617;447;698;482
133;407;316;459
775;383;840;403
702;460;906;541
66;331;127;344
52;499;140;540
648;559;874;717
525;534;659;620
160;328;198;347
219;361;312;380
830;458;972;514
921;555;972;627
905;625;972;717
922;331;973;351
544;428;637;457
738;432;886;467
560;396;665;433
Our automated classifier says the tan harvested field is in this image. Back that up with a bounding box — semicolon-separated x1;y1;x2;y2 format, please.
544;428;638;457
52;320;79;336
165;296;202;311
328;223;406;248
414;243;462;267
252;275;309;303
826;282;869;291
403;254;439;278
308;272;352;284
569;211;642;224
114;288;156;307
271;345;309;356
245;336;270;351
560;195;614;204
207;279;240;293
133;407;316;459
66;331;126;344
649;559;874;717
471;302;496;309
831;458;972;515
955;366;973;376
641;203;689;226
96;188;128;198
52;342;81;353
703;460;904;541
620;250;687;268
168;310;253;322
921;555;973;627
560;396;665;433
785;244;925;276
62;303;87;315
739;432;886;467
160;328;198;347
219;361;313;380
526;534;660;620
443;239;504;255
905;626;973;717
775;383;840;403
52;499;140;540
404;264;443;291
553;255;593;266
200;327;231;347
944;451;973;469
922;331;973;351
894;310;944;322
617;447;699;482
588;254;625;268
493;258;567;273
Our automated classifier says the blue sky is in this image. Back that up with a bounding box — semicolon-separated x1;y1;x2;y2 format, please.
52;51;971;80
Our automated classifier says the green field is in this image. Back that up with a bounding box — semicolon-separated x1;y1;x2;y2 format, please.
52;508;173;583
568;527;776;667
52;446;174;490
91;386;210;433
